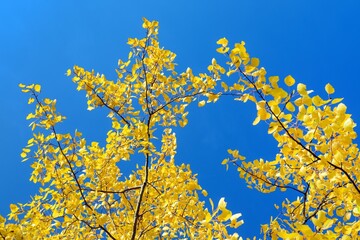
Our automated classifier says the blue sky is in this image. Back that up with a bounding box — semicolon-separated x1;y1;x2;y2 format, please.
1;0;359;238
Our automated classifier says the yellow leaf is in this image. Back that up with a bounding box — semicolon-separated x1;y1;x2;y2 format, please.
325;83;335;94
28;98;35;104
207;93;220;103
216;37;228;46
269;76;279;88
127;38;136;46
250;57;260;67
216;47;229;54
221;82;228;92
204;212;212;223
179;119;188;127
331;98;343;104
297;83;307;95
353;206;360;215
252;116;261;125
10;204;18;213
277;231;299;239
44;98;52;104
284;75;295;86
142;17;151;29
22;148;30;153
198;100;206;107
227;69;237;77
269;88;288;100
53;208;62;218
26;113;34;120
218;197;227;210
343;118;355;131
231;220;244;229
322;219;334;230
66;69;72;76
312;95;328;106
258;108;270;120
233;83;244;91
112;121;121;130
336;208;345;217
34;84;41;93
209;198;214;212
230;213;242;221
187;181;200;191
268;124;278;134
218;208;232;221
336;103;347;115
202;190;208;197
286;102;295;112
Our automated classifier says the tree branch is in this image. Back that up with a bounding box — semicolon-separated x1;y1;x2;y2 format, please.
232;64;360;195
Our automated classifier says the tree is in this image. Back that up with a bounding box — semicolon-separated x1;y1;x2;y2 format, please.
1;18;359;239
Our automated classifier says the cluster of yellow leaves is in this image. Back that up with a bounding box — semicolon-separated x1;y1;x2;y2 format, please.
1;19;243;239
4;18;358;240
218;38;360;239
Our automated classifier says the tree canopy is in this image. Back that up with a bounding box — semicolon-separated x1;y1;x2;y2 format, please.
1;18;359;239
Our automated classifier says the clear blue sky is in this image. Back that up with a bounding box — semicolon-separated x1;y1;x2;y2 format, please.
1;1;359;238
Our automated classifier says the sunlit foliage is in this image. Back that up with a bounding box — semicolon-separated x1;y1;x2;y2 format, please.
3;19;242;239
1;18;359;239
218;37;359;239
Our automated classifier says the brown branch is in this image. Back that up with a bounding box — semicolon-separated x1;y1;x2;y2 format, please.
83;186;141;195
33;91;120;240
32;92;93;211
119;191;135;213
131;33;152;239
138;223;158;239
84;82;130;126
303;181;310;219
79;218;116;240
303;190;334;224
327;161;360;194
53;130;93;210
231;63;360;195
68;203;117;240
238;68;320;161
141;37;153;116
148;182;162;198
152;91;205;115
131;139;150;240
98;225;117;240
232;160;305;195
